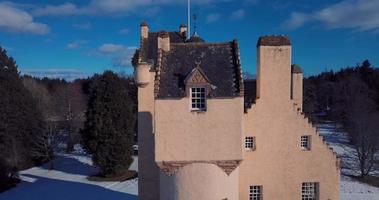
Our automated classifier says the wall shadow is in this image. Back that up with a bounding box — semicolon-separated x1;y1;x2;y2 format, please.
138;111;160;199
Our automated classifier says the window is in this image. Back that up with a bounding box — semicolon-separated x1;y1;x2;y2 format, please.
249;185;262;200
301;135;311;150
245;137;255;150
302;182;318;200
191;87;206;111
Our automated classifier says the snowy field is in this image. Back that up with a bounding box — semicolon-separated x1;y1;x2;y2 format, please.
0;145;138;200
317;123;379;200
0;124;378;200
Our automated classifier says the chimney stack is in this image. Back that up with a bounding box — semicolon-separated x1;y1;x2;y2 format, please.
291;64;303;111
158;31;170;52
256;35;292;105
140;22;149;39
179;24;188;38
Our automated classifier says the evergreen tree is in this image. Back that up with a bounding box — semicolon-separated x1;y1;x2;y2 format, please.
0;46;48;188
81;71;135;176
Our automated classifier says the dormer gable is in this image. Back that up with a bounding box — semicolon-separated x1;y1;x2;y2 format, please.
184;65;211;86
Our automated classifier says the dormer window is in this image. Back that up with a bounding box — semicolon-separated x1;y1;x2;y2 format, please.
191;87;206;111
185;63;211;112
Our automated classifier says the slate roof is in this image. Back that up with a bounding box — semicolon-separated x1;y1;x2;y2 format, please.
186;35;205;43
137;29;244;99
257;35;291;47
139;31;186;65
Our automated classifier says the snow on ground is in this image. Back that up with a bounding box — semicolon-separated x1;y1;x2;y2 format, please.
1;124;378;199
0;145;138;200
317;122;379;200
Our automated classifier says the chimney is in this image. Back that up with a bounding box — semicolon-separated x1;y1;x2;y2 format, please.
179;24;187;38
291;64;303;111
158;31;170;52
140;22;149;39
256;35;292;105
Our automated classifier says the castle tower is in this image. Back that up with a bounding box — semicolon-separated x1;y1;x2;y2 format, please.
134;22;161;200
135;24;340;200
135;22;244;200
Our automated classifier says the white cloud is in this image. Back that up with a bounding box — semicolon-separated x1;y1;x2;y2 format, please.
97;44;137;67
206;13;220;23
0;3;50;35
283;0;379;32
98;44;127;54
29;0;232;16
32;3;87;16
230;9;245;20
67;40;88;49
21;69;91;81
113;51;136;67
282;12;310;30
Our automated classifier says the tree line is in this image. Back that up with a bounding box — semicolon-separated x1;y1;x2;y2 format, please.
304;60;379;177
0;46;137;191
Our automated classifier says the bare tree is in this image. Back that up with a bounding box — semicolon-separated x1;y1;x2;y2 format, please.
53;82;86;152
340;75;379;177
22;76;53;120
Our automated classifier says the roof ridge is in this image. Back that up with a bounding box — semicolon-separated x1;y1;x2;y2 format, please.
171;42;232;46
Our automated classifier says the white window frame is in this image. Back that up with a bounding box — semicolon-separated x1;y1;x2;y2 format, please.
300;135;311;150
302;182;319;200
190;86;206;111
249;185;262;200
245;136;255;151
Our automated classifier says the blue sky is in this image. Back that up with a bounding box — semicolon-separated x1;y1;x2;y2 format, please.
0;0;378;80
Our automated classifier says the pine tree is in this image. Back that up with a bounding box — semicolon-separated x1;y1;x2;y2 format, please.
81;71;134;176
0;46;48;178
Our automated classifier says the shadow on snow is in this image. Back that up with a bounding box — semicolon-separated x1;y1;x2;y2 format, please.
0;174;138;200
41;154;98;176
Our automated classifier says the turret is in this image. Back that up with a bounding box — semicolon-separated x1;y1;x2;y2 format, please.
256;35;292;105
291;64;303;111
134;62;151;88
134;22;152;88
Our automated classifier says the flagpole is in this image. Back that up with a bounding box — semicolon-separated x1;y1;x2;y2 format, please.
187;0;191;39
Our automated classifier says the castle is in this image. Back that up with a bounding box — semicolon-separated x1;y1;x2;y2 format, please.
133;22;340;200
